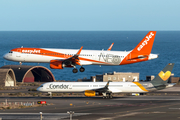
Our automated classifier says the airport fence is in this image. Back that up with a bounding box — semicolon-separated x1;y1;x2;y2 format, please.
0;100;47;110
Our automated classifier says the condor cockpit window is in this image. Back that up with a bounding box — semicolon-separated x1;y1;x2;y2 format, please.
40;85;43;87
9;51;13;53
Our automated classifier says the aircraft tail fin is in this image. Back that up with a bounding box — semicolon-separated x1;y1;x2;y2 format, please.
131;31;156;55
120;31;157;65
151;63;174;87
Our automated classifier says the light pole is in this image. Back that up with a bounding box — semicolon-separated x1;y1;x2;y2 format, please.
67;111;74;120
40;112;43;120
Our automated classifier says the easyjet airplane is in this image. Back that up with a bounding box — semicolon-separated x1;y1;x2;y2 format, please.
3;31;158;73
37;63;175;98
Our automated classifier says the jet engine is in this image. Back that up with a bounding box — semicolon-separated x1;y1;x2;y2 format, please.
84;90;101;97
50;60;64;69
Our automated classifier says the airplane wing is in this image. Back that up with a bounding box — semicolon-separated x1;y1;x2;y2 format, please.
92;80;111;92
50;46;84;73
107;43;114;51
84;81;113;98
65;46;83;66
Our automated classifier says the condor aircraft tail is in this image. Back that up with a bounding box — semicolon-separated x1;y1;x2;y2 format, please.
151;63;174;89
120;31;157;65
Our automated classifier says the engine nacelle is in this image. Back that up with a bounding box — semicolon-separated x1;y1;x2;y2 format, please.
50;60;64;69
84;90;101;97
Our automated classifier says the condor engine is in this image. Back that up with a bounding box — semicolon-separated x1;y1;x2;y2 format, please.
84;90;102;97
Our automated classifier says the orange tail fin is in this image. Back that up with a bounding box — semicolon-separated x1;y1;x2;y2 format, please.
120;31;157;65
131;31;156;55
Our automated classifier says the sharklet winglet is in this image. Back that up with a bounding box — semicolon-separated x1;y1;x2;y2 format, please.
76;46;83;56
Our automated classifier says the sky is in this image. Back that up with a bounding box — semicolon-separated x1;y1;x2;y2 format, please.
0;0;180;31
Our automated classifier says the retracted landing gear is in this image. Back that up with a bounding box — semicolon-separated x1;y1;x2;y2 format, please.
79;67;85;72
102;92;113;99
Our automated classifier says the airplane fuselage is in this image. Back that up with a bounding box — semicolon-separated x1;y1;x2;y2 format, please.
3;48;158;66
37;63;175;98
37;82;156;93
3;31;158;73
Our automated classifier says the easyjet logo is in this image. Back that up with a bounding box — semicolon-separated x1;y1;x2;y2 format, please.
137;32;154;51
22;49;41;53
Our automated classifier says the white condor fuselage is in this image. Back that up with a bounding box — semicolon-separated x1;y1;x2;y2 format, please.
37;82;153;93
37;63;175;98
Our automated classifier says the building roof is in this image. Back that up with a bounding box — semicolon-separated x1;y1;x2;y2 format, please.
0;68;16;86
1;65;55;82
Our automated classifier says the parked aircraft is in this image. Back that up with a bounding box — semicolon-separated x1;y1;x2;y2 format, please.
37;63;174;98
3;31;158;73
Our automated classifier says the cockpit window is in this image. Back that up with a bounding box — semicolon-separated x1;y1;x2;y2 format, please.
40;85;43;87
9;51;13;53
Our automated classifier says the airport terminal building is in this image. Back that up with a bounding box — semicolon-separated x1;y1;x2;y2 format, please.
78;71;179;83
78;71;139;82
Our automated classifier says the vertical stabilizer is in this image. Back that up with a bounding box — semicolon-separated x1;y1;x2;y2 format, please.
120;31;157;65
151;63;174;87
131;31;156;55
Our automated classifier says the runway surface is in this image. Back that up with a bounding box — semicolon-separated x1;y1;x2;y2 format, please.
0;96;180;120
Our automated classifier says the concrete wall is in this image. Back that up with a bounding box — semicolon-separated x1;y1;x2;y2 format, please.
103;72;139;82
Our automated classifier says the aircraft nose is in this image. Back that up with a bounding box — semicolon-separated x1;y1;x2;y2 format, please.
3;53;8;60
37;87;43;91
36;87;40;91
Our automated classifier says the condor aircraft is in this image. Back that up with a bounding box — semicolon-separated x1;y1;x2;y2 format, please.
3;31;158;73
37;63;175;98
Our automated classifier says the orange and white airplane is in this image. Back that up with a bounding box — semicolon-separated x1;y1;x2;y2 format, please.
3;31;158;73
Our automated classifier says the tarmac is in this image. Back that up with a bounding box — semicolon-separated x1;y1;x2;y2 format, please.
0;95;180;120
